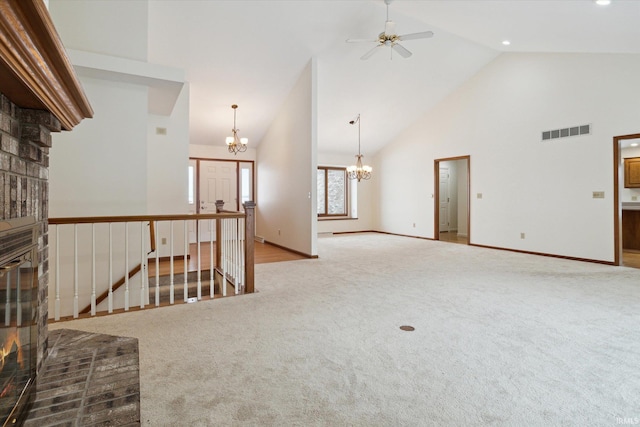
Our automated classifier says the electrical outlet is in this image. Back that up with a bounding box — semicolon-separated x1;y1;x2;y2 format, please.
278;229;281;236
161;237;167;245
413;223;416;228
520;233;525;239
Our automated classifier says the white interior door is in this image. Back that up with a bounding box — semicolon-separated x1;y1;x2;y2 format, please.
199;160;237;241
439;168;450;232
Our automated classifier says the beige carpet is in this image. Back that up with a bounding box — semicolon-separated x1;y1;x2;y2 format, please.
50;233;640;426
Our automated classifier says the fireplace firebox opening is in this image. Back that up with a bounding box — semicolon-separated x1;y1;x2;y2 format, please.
0;217;39;426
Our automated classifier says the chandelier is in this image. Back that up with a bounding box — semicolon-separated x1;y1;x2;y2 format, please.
225;104;248;154
347;114;372;182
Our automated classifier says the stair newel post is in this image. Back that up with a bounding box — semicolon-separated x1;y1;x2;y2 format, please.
243;201;255;294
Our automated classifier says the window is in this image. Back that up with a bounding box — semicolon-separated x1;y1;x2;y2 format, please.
317;167;347;216
188;165;195;204
240;165;252;206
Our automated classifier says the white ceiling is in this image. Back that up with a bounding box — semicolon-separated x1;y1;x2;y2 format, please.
146;0;640;156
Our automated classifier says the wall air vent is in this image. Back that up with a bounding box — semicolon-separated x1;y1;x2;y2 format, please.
542;124;591;141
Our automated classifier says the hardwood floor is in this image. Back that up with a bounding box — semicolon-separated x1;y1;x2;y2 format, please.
438;231;468;244
148;241;306;276
622;250;640;269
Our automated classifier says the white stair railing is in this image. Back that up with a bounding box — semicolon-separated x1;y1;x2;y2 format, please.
48;208;255;320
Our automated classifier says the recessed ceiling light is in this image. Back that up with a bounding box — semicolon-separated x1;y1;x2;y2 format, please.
595;0;611;5
502;40;511;46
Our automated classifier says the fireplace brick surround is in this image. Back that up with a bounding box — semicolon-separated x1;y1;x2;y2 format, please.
0;92;61;371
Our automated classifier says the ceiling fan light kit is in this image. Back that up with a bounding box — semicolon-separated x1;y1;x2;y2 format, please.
346;0;434;60
225;104;248;155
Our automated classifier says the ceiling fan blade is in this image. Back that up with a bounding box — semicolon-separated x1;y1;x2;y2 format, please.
361;44;383;60
346;38;378;43
392;43;412;58
398;31;434;41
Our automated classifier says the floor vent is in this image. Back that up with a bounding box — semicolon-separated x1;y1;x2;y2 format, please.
542;124;591;141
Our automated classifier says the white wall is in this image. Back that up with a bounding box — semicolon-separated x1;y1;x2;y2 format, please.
378;53;640;263
49;0;148;61
257;60;317;256
147;84;190;214
317;152;375;234
49;0;192;217
49;77;149;216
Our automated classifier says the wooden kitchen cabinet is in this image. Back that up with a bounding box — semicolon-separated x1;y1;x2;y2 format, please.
622;209;640;250
624;157;640;188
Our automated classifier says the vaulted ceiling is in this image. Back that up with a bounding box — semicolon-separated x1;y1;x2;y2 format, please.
146;0;640;155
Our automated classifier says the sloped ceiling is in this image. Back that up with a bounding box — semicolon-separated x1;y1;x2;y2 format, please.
146;0;640;155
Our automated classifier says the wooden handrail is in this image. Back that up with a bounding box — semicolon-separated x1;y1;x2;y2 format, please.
49;212;244;225
79;264;142;314
149;221;156;253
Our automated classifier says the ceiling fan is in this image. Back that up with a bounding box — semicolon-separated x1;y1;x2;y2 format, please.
346;0;434;60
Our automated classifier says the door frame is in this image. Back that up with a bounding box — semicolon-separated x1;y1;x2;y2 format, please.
434;155;470;243
190;157;255;213
613;133;640;265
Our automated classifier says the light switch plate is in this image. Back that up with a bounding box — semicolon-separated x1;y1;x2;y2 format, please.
593;191;605;199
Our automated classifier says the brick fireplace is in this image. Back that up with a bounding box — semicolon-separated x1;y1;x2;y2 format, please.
0;0;93;423
1;93;61;371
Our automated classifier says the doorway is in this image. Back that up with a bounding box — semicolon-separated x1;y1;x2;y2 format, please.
613;133;640;267
434;156;470;244
188;158;255;243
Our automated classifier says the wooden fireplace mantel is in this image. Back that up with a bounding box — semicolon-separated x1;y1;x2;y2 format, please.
0;0;93;130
